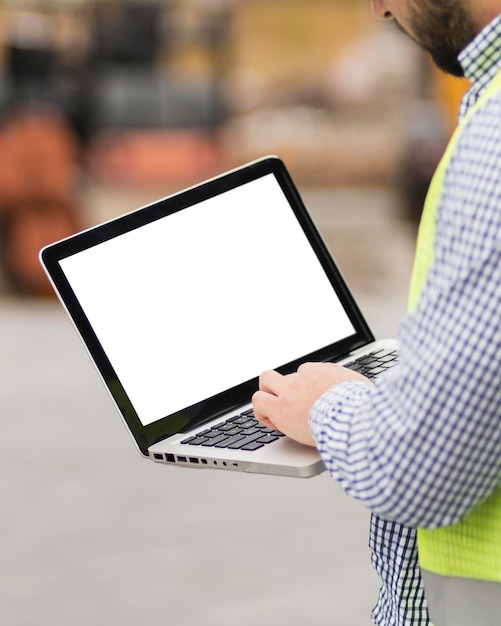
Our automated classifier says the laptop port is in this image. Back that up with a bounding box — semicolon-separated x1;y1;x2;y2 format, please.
189;457;199;464
177;455;187;463
153;453;163;460
165;454;175;463
200;459;208;465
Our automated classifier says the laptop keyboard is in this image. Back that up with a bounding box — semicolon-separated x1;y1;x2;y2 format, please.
343;347;399;379
181;347;399;451
181;409;284;451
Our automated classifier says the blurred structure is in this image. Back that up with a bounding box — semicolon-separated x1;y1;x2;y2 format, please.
0;0;469;296
3;9;55;101
1;3;91;141
0;1;231;184
85;0;230;185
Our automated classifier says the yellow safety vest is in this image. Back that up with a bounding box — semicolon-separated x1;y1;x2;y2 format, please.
408;70;501;582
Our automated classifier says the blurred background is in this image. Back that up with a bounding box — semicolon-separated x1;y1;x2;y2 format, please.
1;1;469;625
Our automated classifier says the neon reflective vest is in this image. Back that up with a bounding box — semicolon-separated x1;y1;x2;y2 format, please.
408;68;501;583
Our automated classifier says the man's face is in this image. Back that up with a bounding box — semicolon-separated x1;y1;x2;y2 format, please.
374;0;478;77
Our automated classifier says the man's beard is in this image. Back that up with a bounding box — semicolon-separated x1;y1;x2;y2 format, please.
397;0;478;77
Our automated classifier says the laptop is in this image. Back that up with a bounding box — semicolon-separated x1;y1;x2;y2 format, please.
40;156;398;478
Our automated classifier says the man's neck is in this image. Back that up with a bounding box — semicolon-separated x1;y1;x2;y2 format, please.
472;4;501;33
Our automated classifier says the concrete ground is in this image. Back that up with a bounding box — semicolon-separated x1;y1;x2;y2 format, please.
1;184;416;626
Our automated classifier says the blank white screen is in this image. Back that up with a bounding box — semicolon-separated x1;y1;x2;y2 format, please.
60;174;355;426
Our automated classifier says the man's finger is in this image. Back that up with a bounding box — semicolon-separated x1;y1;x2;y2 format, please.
252;389;281;430
258;369;284;395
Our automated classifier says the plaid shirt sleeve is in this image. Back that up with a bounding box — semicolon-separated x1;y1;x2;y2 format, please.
309;91;501;527
308;23;501;626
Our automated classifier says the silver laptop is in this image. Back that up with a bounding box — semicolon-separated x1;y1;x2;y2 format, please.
40;156;397;478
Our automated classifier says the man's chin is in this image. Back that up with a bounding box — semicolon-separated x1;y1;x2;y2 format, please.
392;18;465;78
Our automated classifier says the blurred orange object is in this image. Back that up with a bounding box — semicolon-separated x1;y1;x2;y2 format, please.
86;129;227;186
432;69;471;131
1;197;81;296
0;104;80;205
0;104;82;295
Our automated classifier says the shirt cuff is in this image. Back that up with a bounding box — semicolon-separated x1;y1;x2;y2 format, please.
308;380;372;447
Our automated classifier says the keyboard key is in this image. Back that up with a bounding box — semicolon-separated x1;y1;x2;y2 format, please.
217;422;239;431
260;427;284;436
202;429;224;438
184;436;209;446
256;435;280;444
241;442;265;451
197;428;213;436
230;416;251;425
223;427;243;436
227;432;263;449
201;434;231;446
240;427;261;436
214;434;246;448
181;436;196;444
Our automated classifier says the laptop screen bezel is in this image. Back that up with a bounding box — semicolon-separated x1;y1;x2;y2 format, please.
40;156;374;456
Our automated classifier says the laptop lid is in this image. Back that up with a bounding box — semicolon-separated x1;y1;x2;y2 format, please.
40;156;374;457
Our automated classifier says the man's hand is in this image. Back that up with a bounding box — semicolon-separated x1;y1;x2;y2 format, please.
252;362;372;447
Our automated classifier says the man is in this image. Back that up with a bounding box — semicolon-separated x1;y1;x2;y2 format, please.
252;1;501;625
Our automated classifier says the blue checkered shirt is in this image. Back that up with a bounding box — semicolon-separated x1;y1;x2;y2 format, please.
309;15;501;626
